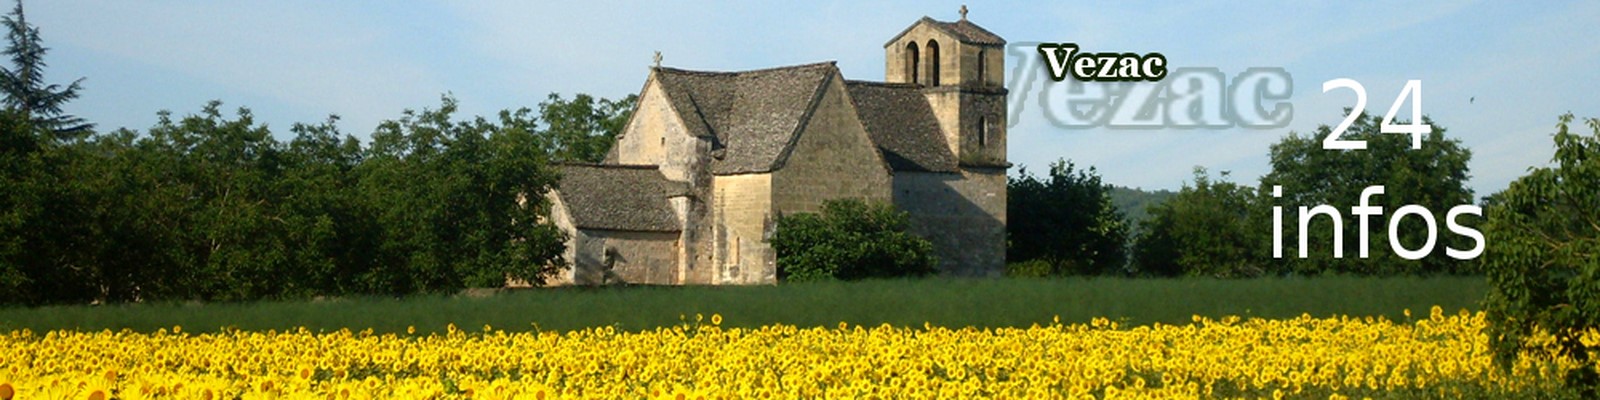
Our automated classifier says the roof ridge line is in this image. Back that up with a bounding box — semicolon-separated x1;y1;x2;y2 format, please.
844;80;921;89
884;15;1005;47
559;162;661;170
768;66;839;172
653;61;837;77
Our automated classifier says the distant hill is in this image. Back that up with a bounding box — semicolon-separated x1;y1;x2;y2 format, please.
1109;186;1176;229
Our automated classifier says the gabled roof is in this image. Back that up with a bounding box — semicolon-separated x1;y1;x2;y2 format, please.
650;62;836;174
844;81;958;173
554;164;687;232
884;17;1006;47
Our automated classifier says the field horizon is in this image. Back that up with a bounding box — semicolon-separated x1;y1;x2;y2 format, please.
0;276;1487;335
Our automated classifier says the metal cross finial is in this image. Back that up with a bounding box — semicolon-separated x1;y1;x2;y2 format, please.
653;51;662;68
960;5;968;20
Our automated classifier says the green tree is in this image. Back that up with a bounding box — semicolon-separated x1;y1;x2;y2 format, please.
1108;185;1176;234
0;108;71;303
107;102;294;301
1482;113;1600;394
536;93;637;163
0;0;88;136
71;125;196;302
1006;160;1128;276
0;0;97;304
359;95;565;294
0;112;29;290
772;199;937;282
1134;168;1267;277
2;86;631;304
274;116;376;296
1260;111;1474;275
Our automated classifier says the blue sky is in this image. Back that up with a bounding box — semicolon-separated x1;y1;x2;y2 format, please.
26;1;1600;194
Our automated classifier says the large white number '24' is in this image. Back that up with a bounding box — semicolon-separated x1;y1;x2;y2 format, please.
1321;79;1430;150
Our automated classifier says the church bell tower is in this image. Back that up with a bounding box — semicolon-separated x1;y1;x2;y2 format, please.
883;6;1008;168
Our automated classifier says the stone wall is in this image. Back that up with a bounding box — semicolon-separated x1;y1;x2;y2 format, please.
586;20;1010;285
678;154;717;285
771;73;892;215
542;193;581;285
918;89;1007;168
923;89;962;159
957;91;1008;167
570;229;680;285
615;77;702;183
545;191;682;286
891;168;1007;276
956;41;1004;89
883;24;965;88
710;173;774;284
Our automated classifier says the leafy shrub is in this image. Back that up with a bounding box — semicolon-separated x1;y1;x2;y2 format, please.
1482;113;1600;395
1259;112;1475;276
1133;167;1267;278
1003;260;1054;278
1007;160;1129;276
772;199;937;282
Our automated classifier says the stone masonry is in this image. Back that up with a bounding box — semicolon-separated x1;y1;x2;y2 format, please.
545;13;1009;285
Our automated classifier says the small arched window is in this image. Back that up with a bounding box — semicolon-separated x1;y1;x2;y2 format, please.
976;48;987;86
978;116;988;147
926;40;941;87
905;42;920;84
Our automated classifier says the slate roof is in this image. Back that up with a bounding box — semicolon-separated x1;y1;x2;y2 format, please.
650;62;835;174
844;81;958;173
645;63;960;174
554;164;687;232
885;17;1006;47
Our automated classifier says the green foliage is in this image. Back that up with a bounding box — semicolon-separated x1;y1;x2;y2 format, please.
1003;259;1053;278
1007;160;1129;276
1260;111;1475;275
0;109;63;303
1;89;635;305
1128;112;1476;279
1482;113;1600;394
0;0;87;135
0;0;648;304
359;95;566;294
1134;167;1268;277
535;93;637;163
1108;185;1175;234
0;276;1489;334
772;199;937;282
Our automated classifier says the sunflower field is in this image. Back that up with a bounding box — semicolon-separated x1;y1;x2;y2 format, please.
1;306;1593;399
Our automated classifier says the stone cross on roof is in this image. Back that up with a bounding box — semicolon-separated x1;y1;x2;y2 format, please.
960;5;967;20
653;51;662;68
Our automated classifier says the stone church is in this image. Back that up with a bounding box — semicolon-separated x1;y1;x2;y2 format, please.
544;12;1008;285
